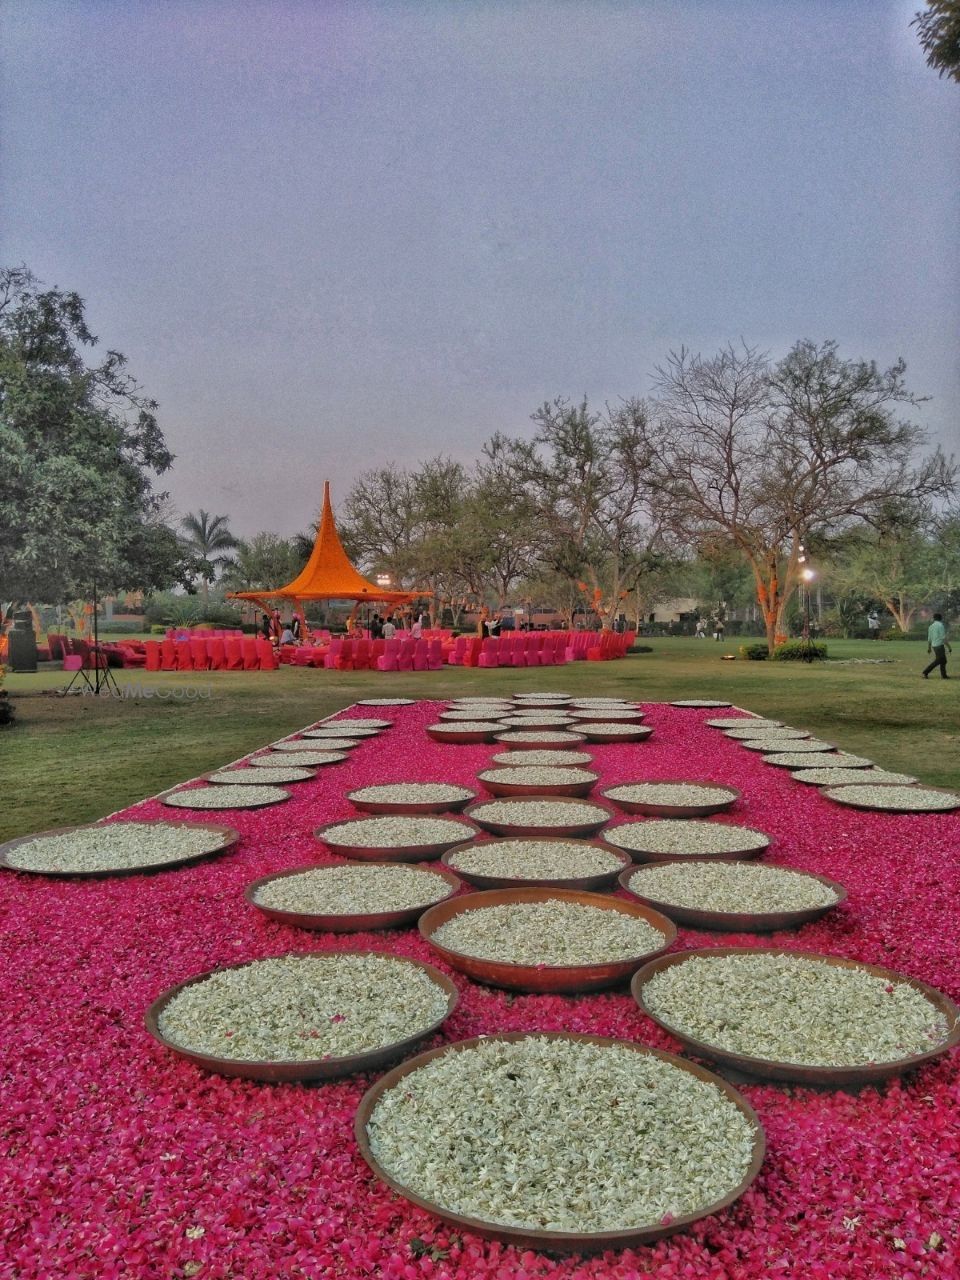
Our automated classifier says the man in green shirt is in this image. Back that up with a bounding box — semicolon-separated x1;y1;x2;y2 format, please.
922;613;952;679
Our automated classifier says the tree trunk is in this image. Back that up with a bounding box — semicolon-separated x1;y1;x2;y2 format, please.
201;577;209;609
884;597;913;632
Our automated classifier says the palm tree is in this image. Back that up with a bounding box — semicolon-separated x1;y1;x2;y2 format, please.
180;510;237;607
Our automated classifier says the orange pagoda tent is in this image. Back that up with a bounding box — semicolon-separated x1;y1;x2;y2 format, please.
226;481;422;624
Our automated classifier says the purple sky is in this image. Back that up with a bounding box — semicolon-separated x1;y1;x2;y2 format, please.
2;0;958;537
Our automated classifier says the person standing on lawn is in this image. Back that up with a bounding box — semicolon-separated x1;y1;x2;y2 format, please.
922;613;951;679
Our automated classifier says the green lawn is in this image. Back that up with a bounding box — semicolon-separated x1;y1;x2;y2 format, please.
3;637;956;842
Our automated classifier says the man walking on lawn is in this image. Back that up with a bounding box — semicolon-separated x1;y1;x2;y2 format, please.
922;613;952;680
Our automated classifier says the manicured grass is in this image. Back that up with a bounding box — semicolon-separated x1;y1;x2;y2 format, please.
3;637;956;842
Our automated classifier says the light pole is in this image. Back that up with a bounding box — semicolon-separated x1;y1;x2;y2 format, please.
800;566;816;661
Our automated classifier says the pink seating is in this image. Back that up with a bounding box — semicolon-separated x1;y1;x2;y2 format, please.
224;637;244;670
397;638;416;672
208;638;226;670
413;639;429;671
324;639;343;670
292;646;315;667
477;637;500;668
447;636;467;666
353;639;371;670
376;638;399;671
62;655;84;673
335;639;354;671
461;637;483;668
160;638;177;671
241;637;259;670
190;637;210;670
175;642;194;671
427;638;443;670
256;639;279;670
144;641;161;672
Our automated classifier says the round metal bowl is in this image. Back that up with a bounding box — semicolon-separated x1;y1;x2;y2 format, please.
499;715;577;729
601;782;740;818
669;700;732;708
159;784;290;811
310;718;393;730
270;737;359;752
604;821;770;863
464;796;614;838
820;784;960;814
314;815;479;862
722;727;809;741
355;1031;765;1253
706;718;783;729
0;820;239;879
347;785;477;815
740;738;835;754
441;837;632;891
568;709;646;724
619;865;847;931
420;887;677;993
245;862;464;931
252;749;349;768
632;948;960;1085
476;768;600;799
204;766;316;786
302;726;382;739
577;724;654;744
145;950;459;1082
426;723;502;745
492;730;588;750
510;696;573;708
491;749;595;767
438;710;511;722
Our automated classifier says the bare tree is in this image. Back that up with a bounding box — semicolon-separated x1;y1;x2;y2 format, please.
649;340;955;650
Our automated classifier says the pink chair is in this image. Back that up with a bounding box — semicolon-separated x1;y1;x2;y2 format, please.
208;638;226;670
224;637;244;670
397;638;416;671
324;639;343;670
175;642;194;671
160;638;177;671
376;638;400;671
353;639;371;670
413;639;430;671
427;638;444;670
241;637;259;670
190;637;210;670
335;639;354;671
256;638;279;670
447;636;467;666
477;637;500;668
143;641;162;672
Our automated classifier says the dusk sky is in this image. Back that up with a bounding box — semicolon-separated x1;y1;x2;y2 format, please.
3;1;958;538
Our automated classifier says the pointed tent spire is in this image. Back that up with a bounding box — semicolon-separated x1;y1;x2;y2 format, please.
226;480;416;603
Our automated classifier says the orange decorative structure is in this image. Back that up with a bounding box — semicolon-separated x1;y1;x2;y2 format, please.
226;482;423;616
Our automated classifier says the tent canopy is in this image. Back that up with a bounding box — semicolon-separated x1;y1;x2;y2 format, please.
226;481;420;606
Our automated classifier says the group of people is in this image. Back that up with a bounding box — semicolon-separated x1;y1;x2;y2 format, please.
369;613;425;641
695;615;725;641
260;610;301;646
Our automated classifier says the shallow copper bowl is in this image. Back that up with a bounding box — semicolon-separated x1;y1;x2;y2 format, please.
568;709;646;724
0;821;240;880
464;796;614;838
159;785;290;811
355;1031;765;1253
619;866;846;931
245;862;464;932
145;950;459;1082
578;724;654;743
477;769;600;799
632;947;960;1085
314;816;479;862
419;886;676;993
606;824;769;864
347;787;477;815
426;724;502;744
492;731;589;750
441;837;632;891
602;781;740;818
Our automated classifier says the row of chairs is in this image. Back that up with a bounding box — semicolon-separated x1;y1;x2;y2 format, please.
143;636;278;671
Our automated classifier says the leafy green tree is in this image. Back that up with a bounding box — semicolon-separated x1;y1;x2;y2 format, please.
221;532;303;593
913;1;960;82
485;397;660;628
647;340;955;650
0;266;186;602
179;510;237;606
